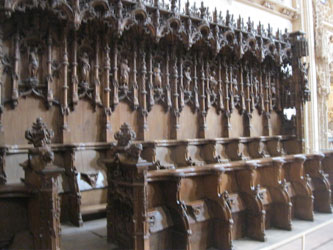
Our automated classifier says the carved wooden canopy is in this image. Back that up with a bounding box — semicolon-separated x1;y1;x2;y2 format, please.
0;0;309;141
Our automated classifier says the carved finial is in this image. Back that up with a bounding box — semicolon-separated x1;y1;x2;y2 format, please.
218;11;223;24
237;15;241;29
185;0;190;15
199;2;207;19
226;10;230;26
171;0;177;12
213;8;217;23
267;23;272;37
114;123;136;148
25;118;54;148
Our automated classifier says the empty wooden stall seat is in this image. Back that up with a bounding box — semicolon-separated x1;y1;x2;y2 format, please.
147;166;234;250
303;153;332;213
322;151;333;203
233;159;291;239
280;154;314;220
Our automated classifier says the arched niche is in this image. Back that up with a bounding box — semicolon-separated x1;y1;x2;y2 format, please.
147;105;171;140
68;100;103;143
3;97;61;145
206;107;223;138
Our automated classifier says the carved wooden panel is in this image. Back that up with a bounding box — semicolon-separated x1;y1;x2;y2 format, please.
0;0;310;145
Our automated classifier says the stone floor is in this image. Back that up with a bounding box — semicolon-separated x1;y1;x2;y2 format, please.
61;213;333;250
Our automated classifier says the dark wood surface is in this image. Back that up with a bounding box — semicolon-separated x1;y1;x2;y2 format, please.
0;1;329;250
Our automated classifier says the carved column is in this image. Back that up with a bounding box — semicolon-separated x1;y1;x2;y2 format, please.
139;43;148;140
263;66;272;136
46;33;54;107
133;43;139;109
104;40;112;141
72;31;79;106
61;32;71;143
243;62;252;136
199;53;207;138
223;59;231;137
12;30;19;107
94;35;102;106
112;39;119;107
171;46;180;139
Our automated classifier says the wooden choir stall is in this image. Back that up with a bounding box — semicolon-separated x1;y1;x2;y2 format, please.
0;0;333;250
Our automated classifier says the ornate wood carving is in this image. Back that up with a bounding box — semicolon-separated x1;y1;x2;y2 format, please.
13;118;63;250
0;0;306;143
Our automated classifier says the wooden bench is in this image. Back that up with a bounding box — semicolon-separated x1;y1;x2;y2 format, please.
103;124;333;250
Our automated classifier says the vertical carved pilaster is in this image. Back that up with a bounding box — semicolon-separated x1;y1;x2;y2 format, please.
46;33;54;107
179;55;185;110
72;31;79;106
193;53;199;111
206;60;211;108
104;40;112;141
94;35;101;106
223;59;231;137
139;43;148;139
258;65;264;115
166;48;172;109
263;66;271;135
12;30;19;107
217;57;224;112
276;71;282;112
244;63;252;136
112;40;119;107
199;54;207;138
229;64;235;112
250;66;255;112
62;33;71;143
239;62;246;114
171;47;180;139
148;47;154;109
133;43;139;109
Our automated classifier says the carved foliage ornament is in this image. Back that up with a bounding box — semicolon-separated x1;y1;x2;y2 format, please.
25;117;54;148
113;123;143;162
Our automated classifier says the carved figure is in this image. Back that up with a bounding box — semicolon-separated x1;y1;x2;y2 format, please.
120;59;130;87
209;70;218;91
80;52;90;85
153;63;162;89
28;49;39;79
184;66;192;91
